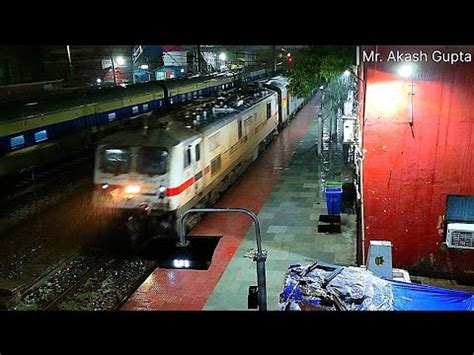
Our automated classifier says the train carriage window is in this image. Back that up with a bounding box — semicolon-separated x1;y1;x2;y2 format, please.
238;120;242;140
102;148;130;174
34;130;48;143
138;147;168;176
184;146;192;168
266;102;272;119
10;135;25;149
195;143;201;162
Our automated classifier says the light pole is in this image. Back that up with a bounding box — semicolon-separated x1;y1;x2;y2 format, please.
110;55;117;86
177;207;268;311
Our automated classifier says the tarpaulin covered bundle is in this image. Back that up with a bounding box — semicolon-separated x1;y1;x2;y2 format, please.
278;261;474;311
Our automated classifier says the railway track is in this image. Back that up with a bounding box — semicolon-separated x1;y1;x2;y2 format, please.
12;247;158;311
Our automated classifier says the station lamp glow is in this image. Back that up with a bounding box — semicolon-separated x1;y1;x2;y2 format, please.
398;64;414;78
96;78;102;84
180;68;185;73
140;64;149;70
115;56;125;66
344;69;351;76
219;52;226;61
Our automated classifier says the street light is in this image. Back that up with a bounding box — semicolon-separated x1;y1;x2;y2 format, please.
140;64;149;70
219;52;227;61
398;64;414;78
115;56;125;66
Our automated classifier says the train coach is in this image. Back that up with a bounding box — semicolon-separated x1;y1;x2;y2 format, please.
0;66;273;178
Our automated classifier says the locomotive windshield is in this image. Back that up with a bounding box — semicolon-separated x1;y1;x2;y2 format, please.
102;147;130;174
138;147;168;175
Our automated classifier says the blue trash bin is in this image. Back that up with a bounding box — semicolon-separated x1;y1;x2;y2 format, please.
325;187;342;215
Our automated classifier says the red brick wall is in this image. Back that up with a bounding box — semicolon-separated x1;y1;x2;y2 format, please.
361;46;474;280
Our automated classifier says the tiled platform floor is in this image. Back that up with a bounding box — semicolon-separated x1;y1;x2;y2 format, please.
204;103;357;310
122;93;322;310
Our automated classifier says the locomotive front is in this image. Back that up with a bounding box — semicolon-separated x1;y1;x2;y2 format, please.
92;127;182;223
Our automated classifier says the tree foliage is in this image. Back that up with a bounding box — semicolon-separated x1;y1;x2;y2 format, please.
283;46;354;98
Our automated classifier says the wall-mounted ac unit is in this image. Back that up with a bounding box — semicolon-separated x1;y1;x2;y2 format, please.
446;223;474;250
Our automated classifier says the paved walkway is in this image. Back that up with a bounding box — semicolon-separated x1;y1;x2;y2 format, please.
204;102;357;310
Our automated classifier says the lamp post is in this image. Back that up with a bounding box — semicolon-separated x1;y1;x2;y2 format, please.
177;207;267;311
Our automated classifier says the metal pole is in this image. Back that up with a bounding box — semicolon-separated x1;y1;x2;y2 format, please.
177;207;267;311
272;45;277;73
66;45;73;79
111;55;117;86
197;44;202;74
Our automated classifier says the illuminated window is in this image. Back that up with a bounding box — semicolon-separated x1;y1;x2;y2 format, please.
10;135;25;149
34;130;48;142
143;104;149;111
132;106;139;114
108;112;116;121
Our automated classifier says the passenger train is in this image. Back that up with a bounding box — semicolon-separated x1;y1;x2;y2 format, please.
92;76;312;238
0;67;270;178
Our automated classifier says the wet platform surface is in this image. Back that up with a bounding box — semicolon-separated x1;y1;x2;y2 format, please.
122;92;356;310
204;99;357;310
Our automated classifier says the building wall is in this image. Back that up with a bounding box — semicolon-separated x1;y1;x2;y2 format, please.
361;46;474;281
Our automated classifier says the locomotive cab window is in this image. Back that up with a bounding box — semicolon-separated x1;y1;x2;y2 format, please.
138;147;168;175
184;146;192;168
195;143;201;162
266;102;271;119
102;147;130;174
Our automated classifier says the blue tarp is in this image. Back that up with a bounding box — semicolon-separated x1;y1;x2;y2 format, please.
278;262;474;311
391;279;474;311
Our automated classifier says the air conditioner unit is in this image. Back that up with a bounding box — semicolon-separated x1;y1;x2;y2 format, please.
446;223;474;250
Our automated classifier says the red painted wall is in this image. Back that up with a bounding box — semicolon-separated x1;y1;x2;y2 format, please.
361;46;474;280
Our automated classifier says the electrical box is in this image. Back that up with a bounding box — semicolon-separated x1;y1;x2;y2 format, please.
366;240;393;279
446;223;474;250
343;116;356;143
344;100;353;116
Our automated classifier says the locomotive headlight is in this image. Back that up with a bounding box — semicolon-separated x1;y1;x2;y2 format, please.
102;183;109;190
124;185;141;194
158;185;167;198
173;259;190;268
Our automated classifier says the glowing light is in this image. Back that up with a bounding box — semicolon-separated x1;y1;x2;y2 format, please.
124;185;141;194
106;149;124;154
398;64;414;78
102;183;109;190
159;185;166;193
366;82;407;116
219;52;226;61
287;52;291;57
344;70;351;76
180;68;185;73
173;259;190;268
319;85;324;90
115;56;125;66
96;78;102;84
140;64;149;70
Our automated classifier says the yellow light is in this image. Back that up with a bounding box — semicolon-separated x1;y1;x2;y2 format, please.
124;185;141;194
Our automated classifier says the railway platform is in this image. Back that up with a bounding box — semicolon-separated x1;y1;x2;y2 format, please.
121;92;357;310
